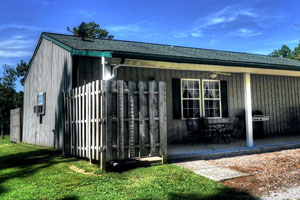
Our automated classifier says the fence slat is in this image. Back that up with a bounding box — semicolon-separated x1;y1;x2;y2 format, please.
159;82;167;163
128;81;135;158
117;80;125;159
75;88;79;156
86;83;91;162
82;85;86;157
78;87;82;157
138;81;146;157
72;89;76;155
95;80;100;161
148;81;156;156
106;81;113;162
63;92;68;154
91;81;95;160
68;90;73;155
100;80;107;170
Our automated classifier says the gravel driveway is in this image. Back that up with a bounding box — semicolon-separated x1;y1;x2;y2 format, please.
208;148;300;199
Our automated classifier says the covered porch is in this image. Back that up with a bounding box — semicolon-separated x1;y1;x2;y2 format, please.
168;135;300;162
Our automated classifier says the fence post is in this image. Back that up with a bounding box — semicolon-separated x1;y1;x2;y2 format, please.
128;81;135;158
159;82;167;163
138;81;146;157
100;80;107;170
106;81;113;162
148;81;156;156
117;80;125;160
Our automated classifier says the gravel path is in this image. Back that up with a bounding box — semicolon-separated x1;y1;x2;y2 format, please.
207;148;300;197
261;185;300;200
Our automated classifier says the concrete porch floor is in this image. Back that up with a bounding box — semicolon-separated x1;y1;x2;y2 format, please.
168;135;300;162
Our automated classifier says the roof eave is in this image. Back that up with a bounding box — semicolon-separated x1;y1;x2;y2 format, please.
111;51;300;71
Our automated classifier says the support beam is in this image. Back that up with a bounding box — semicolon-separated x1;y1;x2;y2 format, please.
244;73;253;148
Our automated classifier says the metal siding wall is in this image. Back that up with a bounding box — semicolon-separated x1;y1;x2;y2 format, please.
251;74;300;136
76;57;102;87
118;66;245;143
23;38;72;149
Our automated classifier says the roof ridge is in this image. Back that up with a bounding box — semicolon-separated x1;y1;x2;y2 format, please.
43;32;297;61
42;32;300;67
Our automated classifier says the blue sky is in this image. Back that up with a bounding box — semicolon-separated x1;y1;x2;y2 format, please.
0;0;300;91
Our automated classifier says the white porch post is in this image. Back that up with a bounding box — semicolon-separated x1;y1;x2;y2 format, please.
243;72;253;148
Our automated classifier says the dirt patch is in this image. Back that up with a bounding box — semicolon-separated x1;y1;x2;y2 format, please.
208;148;300;196
69;165;102;176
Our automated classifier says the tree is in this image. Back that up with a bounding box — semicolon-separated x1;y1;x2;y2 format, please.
0;65;22;137
71;22;114;39
15;60;29;86
269;45;292;58
269;42;300;61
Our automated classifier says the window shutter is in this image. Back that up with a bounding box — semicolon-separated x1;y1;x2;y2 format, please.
172;78;182;119
220;80;229;118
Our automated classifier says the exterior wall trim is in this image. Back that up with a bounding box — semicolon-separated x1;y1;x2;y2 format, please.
118;58;300;77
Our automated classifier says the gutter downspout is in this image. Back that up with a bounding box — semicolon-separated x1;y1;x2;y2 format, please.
108;58;126;80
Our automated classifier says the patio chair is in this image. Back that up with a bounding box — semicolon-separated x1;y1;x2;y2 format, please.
184;119;198;144
197;118;216;144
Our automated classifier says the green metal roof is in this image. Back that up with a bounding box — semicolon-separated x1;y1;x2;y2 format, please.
43;32;300;70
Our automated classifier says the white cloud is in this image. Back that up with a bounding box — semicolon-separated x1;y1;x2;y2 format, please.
107;24;143;33
195;5;257;29
231;28;263;37
173;4;287;39
0;50;32;58
250;49;275;55
191;30;202;37
173;31;189;38
0;36;34;58
0;24;41;31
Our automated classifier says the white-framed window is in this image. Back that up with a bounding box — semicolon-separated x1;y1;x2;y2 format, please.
181;79;201;119
202;80;222;118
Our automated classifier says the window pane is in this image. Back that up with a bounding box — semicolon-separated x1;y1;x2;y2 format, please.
204;90;209;98
194;81;199;89
209;81;219;89
187;90;193;98
204;100;220;109
183;100;188;109
213;109;220;117
193;100;199;109
188;81;194;89
193;90;199;98
203;82;209;90
182;80;188;89
183;90;188;98
193;109;200;118
188;100;193;108
183;109;188;118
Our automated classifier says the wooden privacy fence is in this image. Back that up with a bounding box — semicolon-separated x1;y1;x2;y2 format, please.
63;80;167;169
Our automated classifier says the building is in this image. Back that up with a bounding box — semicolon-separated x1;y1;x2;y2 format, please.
23;32;300;165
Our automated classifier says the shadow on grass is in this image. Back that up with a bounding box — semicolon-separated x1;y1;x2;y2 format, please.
167;188;259;200
0;148;76;196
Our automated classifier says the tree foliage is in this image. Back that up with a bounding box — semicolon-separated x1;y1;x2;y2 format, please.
72;22;114;39
0;65;23;134
269;42;300;60
15;60;29;86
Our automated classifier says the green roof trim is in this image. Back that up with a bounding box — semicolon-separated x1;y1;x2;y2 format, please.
43;32;300;70
42;34;73;52
71;50;112;57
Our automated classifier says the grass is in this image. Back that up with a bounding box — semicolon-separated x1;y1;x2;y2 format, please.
0;137;257;200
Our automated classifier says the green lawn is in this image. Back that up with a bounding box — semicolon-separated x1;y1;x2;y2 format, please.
0;137;256;200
